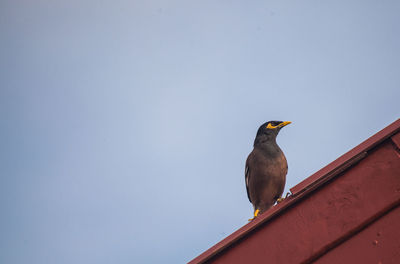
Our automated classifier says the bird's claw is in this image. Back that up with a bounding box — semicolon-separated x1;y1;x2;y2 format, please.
276;197;284;203
277;192;291;204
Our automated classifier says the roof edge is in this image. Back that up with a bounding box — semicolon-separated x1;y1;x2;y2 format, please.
290;118;400;195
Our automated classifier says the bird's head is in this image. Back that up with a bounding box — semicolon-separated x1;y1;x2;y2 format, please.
255;120;291;145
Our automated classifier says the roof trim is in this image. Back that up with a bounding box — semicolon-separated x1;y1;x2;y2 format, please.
290;118;400;195
189;118;400;264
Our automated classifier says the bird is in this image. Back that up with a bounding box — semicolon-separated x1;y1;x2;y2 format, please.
245;120;291;221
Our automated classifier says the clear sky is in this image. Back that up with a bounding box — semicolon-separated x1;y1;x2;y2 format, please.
1;1;399;263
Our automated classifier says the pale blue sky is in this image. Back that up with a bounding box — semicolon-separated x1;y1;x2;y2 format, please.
1;1;399;263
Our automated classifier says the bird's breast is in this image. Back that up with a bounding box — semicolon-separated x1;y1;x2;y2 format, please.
252;149;287;181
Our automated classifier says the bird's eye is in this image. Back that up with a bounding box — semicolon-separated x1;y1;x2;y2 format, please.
272;122;282;127
266;122;278;129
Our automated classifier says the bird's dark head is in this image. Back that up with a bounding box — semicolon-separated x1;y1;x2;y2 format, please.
254;120;291;146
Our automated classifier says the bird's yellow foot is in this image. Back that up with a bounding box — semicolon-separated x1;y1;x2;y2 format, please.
276;197;284;203
248;209;260;221
277;192;291;204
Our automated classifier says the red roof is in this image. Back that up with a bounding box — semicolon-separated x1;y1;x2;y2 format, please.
189;119;400;264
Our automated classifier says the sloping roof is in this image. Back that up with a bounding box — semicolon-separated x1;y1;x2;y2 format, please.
189;118;400;264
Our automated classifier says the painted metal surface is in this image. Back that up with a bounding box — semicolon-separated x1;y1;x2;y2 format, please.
391;131;400;151
315;206;400;264
189;119;400;264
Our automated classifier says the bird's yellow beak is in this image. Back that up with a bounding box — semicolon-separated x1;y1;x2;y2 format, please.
278;121;292;128
267;121;292;129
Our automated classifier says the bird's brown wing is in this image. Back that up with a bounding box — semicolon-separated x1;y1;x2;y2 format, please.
245;153;252;203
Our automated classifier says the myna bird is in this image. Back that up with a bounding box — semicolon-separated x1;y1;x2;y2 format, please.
245;120;291;221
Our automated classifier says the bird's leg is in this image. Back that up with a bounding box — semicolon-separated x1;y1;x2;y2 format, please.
248;209;260;221
276;192;291;204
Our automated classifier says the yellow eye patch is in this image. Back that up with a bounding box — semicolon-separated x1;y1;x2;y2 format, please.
266;123;279;129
